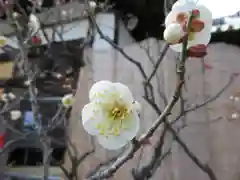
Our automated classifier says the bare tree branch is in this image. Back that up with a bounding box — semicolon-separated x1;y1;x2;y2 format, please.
145;44;169;84
172;73;238;125
132;128;168;179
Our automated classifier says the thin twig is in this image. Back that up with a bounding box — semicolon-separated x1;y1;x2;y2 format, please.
145;44;169;84
165;122;217;180
132;128;168;179
172;74;237;125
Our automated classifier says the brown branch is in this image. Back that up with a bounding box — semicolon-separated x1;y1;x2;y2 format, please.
172;73;237;125
84;3;218;180
86;139;139;180
185;74;237;113
141;81;184;140
50;155;72;179
165;121;217;180
138;13;218;180
76;149;95;166
138;40;156;65
159;13;217;180
85;3;185;179
145;44;169;84
132;128;168;179
150;149;172;175
84;3;147;79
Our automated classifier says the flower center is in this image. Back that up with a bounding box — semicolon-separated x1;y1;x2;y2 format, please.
96;101;131;137
109;103;129;120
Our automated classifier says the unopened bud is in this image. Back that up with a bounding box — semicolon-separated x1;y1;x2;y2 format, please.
164;23;185;44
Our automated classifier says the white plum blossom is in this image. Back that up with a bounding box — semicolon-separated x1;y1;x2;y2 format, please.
164;0;212;52
61;94;74;108
28;14;41;35
1;92;16;102
82;80;140;150
10;110;22;120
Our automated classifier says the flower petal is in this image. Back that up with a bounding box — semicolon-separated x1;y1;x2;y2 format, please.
190;24;211;45
89;80;115;103
176;12;189;23
197;5;212;25
121;111;140;140
113;82;134;105
82;102;104;135
97;134;128;150
165;10;181;27
172;0;196;10
165;2;193;26
164;23;185;44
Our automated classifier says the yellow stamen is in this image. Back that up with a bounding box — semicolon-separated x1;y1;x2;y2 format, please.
96;100;131;137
